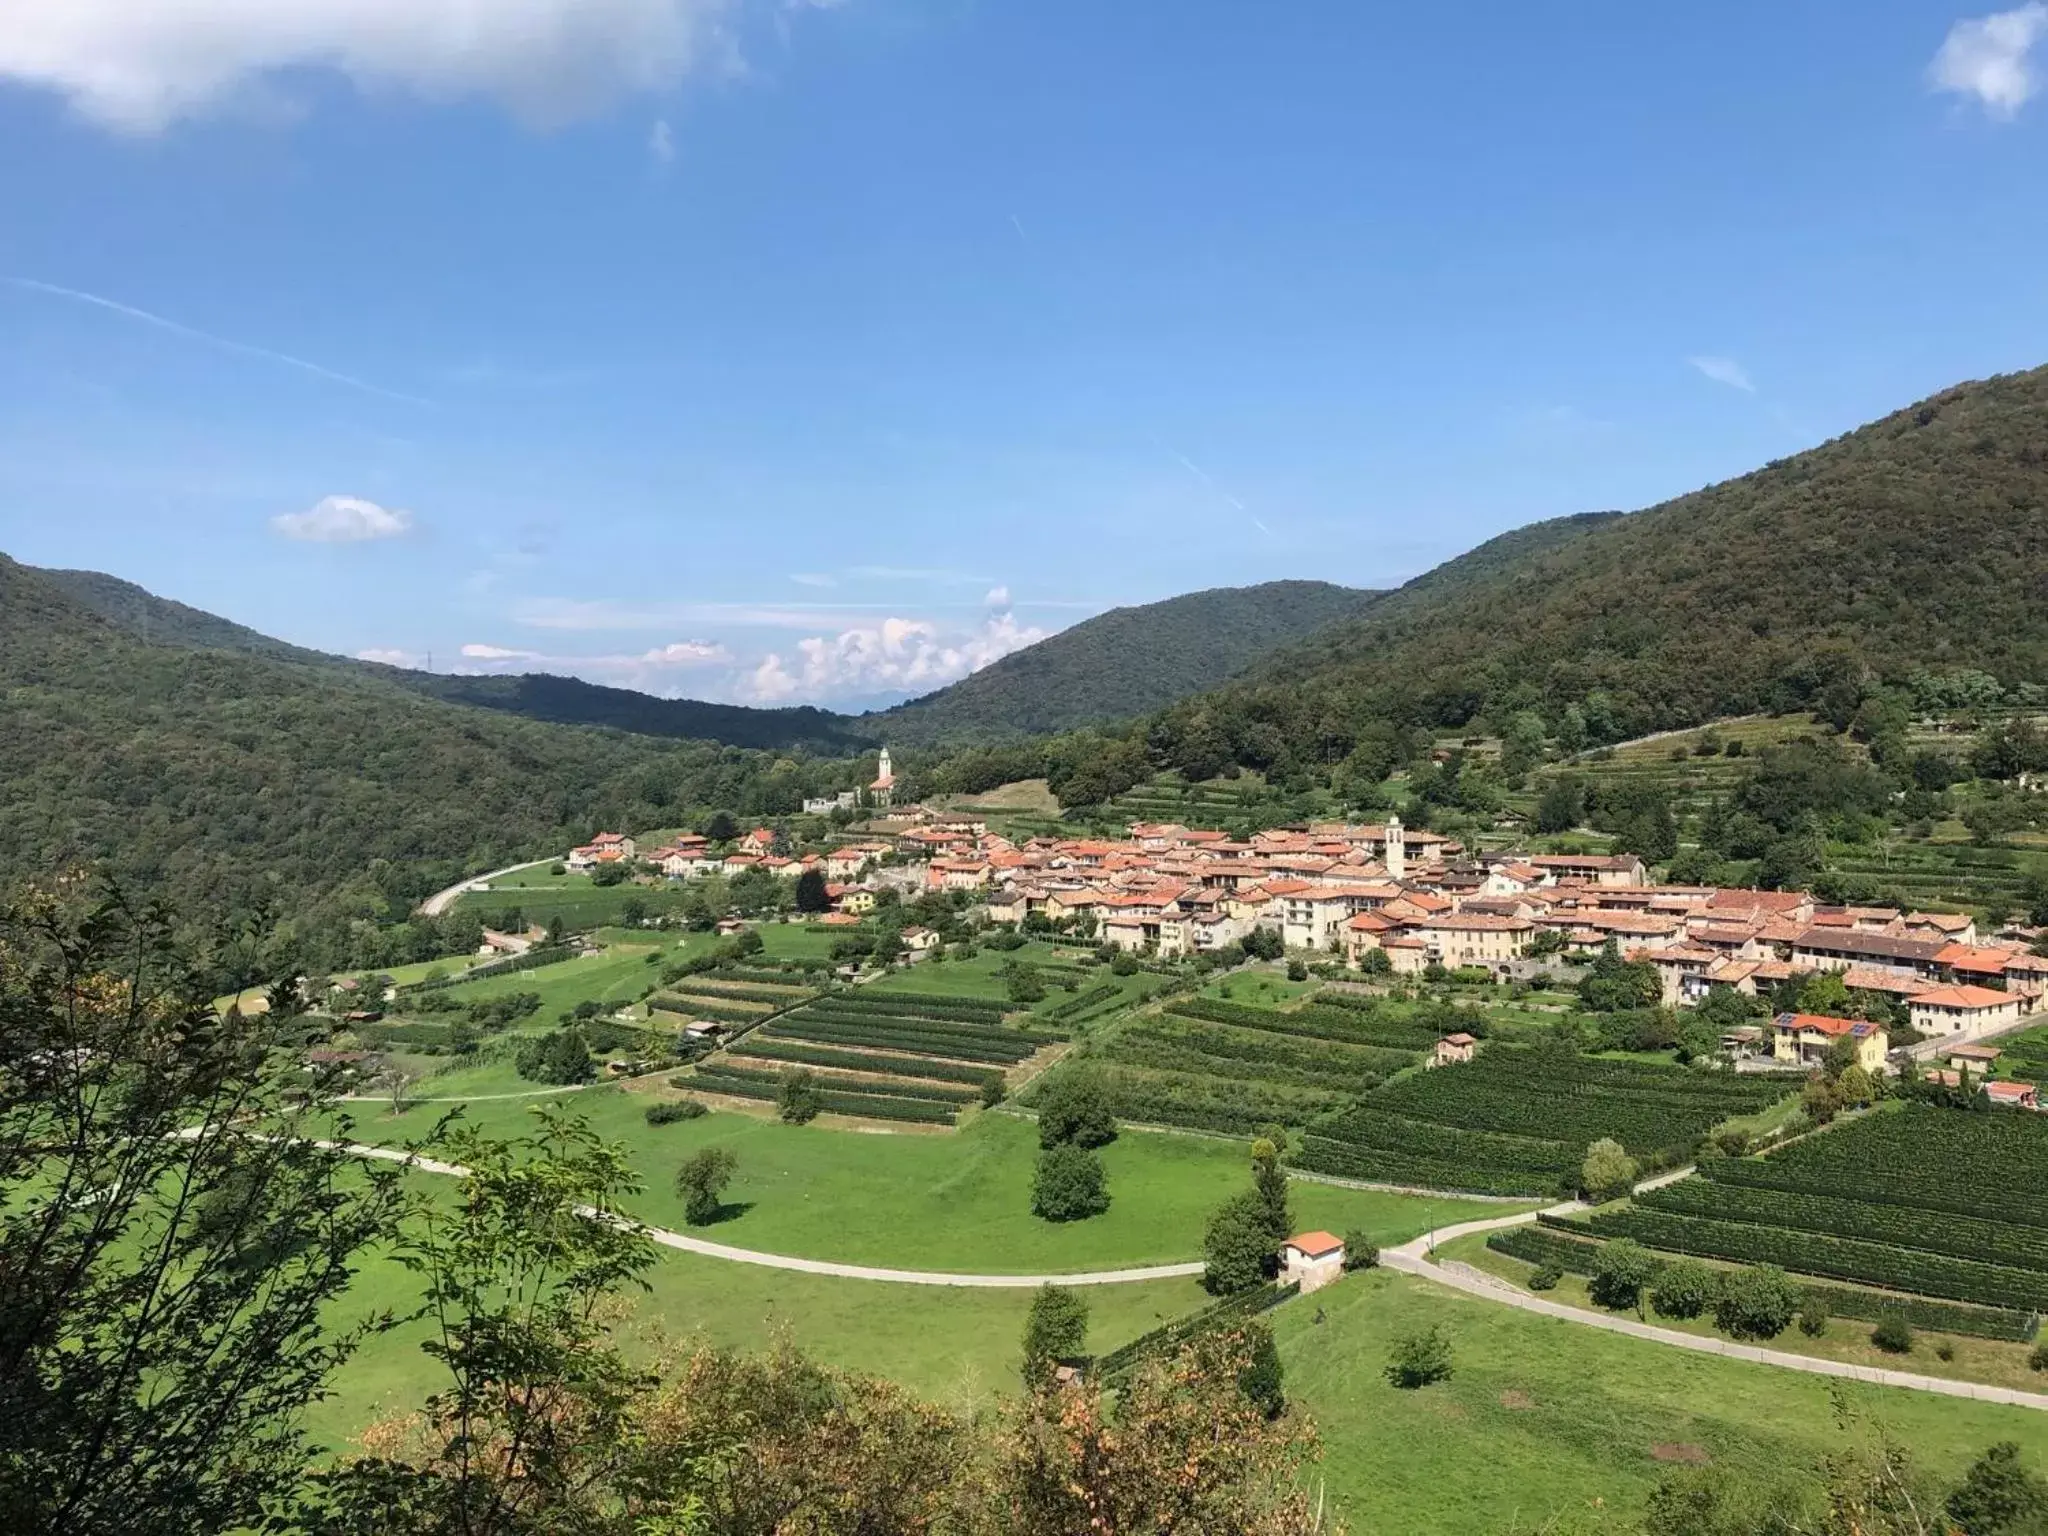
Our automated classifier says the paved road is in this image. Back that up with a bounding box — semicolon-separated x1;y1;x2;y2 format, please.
418;858;555;917
1380;1187;2048;1413
329;1142;1206;1288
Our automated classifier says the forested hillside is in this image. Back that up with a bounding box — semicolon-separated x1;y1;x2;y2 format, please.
38;566;872;753
0;557;860;928
1214;367;2048;746
874;580;1381;744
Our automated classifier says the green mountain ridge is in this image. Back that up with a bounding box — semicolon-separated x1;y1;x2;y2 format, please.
871;580;1383;745
1162;366;2048;763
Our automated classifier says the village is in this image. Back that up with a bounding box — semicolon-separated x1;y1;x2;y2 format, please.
558;748;2048;1103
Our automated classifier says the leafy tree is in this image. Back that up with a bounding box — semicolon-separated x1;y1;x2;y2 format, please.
1870;1314;1915;1354
1535;778;1585;833
776;1067;822;1125
1714;1264;1802;1340
793;868;830;914
1036;1070;1117;1149
1032;1144;1109;1222
1341;1230;1380;1270
1004;961;1046;1004
1020;1284;1089;1386
1578;939;1661;1012
1589;1238;1657;1311
1799;1297;1831;1337
1948;1442;2048;1536
312;1107;656;1534
701;810;740;842
1202;1189;1277;1294
0;889;406;1536
1384;1324;1453;1388
1796;970;1853;1017
675;1145;739;1226
1580;1138;1640;1203
1251;1137;1292;1245
1650;1260;1718;1321
514;1028;592;1085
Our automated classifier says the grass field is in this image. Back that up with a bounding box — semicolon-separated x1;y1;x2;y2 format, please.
430;1094;1517;1271
302;1218;1213;1452
1277;1268;2048;1534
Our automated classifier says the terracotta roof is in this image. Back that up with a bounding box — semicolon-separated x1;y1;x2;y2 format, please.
1285;1231;1345;1258
1773;1012;1881;1039
1909;984;2016;1009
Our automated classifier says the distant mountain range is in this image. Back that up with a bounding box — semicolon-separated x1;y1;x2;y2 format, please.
866;580;1383;745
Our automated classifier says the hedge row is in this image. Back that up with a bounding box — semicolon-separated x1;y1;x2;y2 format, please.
1701;1105;2048;1233
1311;1105;1576;1175
400;944;578;994
763;1019;1037;1065
823;992;1008;1023
687;1067;960;1124
1042;983;1123;1022
1640;1176;2048;1274
701;1059;979;1104
1292;1136;1562;1197
1575;1207;2048;1313
1485;1225;2038;1342
729;1038;1000;1086
1096;1029;1402;1096
1169;997;1438;1052
673;980;818;1003
1083;1065;1346;1135
790;1007;1023;1041
651;998;777;1025
1094;1283;1301;1379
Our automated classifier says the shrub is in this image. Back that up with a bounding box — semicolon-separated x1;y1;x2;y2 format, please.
1529;1263;1563;1292
645;1098;708;1125
1871;1314;1915;1354
776;1068;822;1125
1236;1321;1286;1418
1020;1284;1089;1386
1936;1339;1956;1362
979;1074;1007;1108
1589;1238;1657;1311
1032;1144;1109;1223
1110;951;1139;976
1714;1265;1802;1341
1650;1260;1718;1321
1341;1231;1379;1271
1799;1297;1830;1338
1385;1324;1453;1389
2032;1343;2048;1373
1286;959;1308;982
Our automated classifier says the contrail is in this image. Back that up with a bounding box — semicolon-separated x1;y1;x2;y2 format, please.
1166;445;1247;512
2;275;431;407
1009;213;1028;242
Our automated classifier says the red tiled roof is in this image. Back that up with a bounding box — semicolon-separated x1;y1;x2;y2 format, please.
1285;1231;1345;1258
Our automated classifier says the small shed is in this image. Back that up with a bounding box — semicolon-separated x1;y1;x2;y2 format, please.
1942;1042;2004;1068
1431;1032;1478;1068
1280;1230;1346;1294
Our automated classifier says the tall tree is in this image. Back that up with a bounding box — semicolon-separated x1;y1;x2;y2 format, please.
0;886;405;1536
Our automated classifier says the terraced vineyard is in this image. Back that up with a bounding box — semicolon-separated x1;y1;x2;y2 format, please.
1574;1104;2048;1311
697;991;1058;1125
1096;772;1330;834
1066;994;1433;1136
1293;1045;1789;1196
651;970;820;1028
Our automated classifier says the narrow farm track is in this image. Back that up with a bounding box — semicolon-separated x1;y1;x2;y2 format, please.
1381;1197;2048;1413
327;1142;1205;1288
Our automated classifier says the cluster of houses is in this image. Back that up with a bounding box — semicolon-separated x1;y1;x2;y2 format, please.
866;811;2047;1060
568;827;892;913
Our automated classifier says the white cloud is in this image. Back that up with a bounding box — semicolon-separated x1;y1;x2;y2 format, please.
639;640;729;666
460;642;541;661
0;0;823;133
271;494;414;543
984;584;1011;609
738;611;1047;705
1687;355;1756;394
356;647;420;666
648;117;676;163
1932;4;2048;118
788;572;837;588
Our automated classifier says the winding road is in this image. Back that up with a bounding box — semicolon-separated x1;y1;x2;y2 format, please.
324;1140;2048;1405
417;858;555;918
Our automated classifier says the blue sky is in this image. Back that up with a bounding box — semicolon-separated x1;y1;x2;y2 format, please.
1;2;2045;710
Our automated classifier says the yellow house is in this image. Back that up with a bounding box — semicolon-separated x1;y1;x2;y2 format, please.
1767;1012;1888;1072
834;887;878;916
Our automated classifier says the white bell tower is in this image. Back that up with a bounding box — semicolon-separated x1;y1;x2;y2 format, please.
1384;812;1406;882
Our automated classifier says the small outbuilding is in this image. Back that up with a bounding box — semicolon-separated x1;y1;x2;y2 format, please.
1280;1230;1346;1294
1431;1032;1478;1068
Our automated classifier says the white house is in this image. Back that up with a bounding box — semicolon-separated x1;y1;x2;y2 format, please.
1280;1231;1346;1294
1908;984;2024;1040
